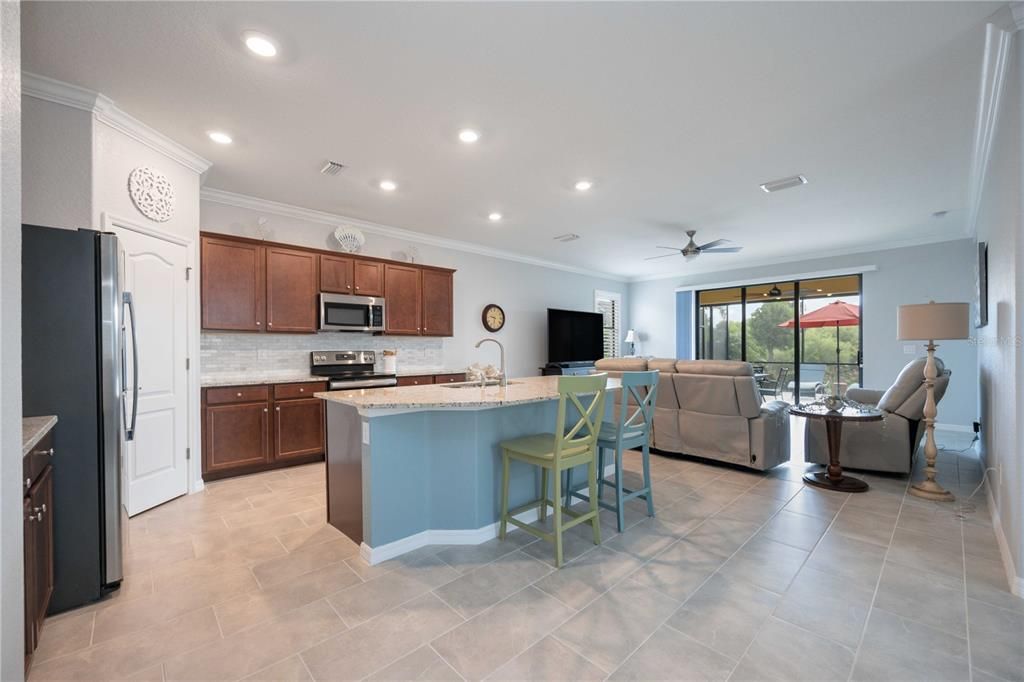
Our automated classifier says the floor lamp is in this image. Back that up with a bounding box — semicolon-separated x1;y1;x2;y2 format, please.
897;301;970;501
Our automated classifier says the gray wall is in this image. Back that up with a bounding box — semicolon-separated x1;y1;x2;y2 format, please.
628;238;980;429
975;30;1023;592
201;200;630;379
0;1;22;678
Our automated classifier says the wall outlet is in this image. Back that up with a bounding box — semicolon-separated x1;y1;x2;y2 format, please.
973;421;982;434
903;344;917;355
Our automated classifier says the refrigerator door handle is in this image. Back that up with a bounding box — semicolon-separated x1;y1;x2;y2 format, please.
123;291;139;441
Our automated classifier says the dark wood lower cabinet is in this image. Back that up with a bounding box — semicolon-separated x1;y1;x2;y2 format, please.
202;382;327;480
24;462;54;671
275;398;325;460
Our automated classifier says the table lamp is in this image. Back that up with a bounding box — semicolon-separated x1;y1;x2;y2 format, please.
897;301;970;501
624;329;636;356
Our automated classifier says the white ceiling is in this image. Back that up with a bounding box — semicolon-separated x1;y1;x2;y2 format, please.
22;1;999;279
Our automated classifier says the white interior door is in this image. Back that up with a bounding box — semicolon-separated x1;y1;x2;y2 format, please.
117;226;190;515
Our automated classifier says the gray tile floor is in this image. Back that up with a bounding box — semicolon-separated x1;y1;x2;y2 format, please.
31;431;1023;681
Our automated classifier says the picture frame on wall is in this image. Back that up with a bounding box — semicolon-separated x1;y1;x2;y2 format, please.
976;241;988;328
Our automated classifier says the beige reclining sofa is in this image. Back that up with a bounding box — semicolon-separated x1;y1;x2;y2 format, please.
594;358;790;471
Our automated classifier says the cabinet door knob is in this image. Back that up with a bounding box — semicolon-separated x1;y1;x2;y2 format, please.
263;407;268;413
256;321;262;326
276;406;281;412
24;478;31;490
355;286;360;290
299;388;304;392
237;392;243;397
268;322;273;328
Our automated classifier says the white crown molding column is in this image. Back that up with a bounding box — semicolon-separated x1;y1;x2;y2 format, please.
966;4;1022;235
21;72;211;176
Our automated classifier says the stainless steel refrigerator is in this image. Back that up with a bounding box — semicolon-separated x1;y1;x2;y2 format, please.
22;225;136;612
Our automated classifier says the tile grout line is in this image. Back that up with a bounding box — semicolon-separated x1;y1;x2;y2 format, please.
845;470;912;681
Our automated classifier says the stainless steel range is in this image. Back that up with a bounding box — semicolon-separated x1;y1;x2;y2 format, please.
310;351;397;390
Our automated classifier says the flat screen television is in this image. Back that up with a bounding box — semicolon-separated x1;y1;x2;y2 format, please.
547;308;604;363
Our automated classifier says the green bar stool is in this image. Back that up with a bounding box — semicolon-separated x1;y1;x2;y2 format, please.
498;374;608;568
568;370;659;532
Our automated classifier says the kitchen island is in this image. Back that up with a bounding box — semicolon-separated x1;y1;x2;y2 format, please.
316;375;619;564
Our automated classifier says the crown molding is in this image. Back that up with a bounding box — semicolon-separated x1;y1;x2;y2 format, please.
966;18;1015;236
200;187;629;282
22;72;212;176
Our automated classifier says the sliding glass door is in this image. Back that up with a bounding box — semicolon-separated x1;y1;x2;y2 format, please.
695;274;862;402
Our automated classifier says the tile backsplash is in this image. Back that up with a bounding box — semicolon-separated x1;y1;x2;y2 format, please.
200;332;446;381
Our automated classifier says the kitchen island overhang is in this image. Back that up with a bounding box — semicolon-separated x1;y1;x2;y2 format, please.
316;376;621;565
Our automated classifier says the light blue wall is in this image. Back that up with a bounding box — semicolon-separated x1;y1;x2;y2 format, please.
628;239;979;428
675;291;693;359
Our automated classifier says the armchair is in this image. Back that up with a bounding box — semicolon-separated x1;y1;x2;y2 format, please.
804;357;951;473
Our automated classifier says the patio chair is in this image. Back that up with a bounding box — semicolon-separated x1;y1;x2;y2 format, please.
758;366;789;401
788;363;827;399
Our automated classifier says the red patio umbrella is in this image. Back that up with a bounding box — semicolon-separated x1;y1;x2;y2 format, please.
778;301;860;379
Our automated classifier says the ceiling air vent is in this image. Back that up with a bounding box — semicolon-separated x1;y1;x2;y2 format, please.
553;233;581;242
759;175;807;193
320;160;346;176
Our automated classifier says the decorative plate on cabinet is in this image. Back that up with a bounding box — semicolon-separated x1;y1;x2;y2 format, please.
127;167;175;222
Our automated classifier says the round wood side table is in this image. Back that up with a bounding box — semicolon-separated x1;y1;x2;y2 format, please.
790;403;884;493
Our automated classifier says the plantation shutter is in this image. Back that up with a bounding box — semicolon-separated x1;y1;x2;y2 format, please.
596;295;619;359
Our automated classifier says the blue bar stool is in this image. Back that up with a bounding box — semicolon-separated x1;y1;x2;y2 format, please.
567;370;659;532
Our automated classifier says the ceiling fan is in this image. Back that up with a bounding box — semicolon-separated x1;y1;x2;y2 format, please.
645;230;743;261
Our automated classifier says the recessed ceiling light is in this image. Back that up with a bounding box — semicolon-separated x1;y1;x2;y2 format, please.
574;179;593;192
243;31;278;58
488;212;502;222
208;131;233;145
458;129;480;144
379;179;397;191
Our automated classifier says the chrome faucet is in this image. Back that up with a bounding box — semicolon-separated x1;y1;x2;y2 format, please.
475;338;507;386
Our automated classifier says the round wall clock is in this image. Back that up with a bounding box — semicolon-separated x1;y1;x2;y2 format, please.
482;304;505;332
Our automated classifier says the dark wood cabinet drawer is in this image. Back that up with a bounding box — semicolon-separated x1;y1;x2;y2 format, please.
433;373;466;384
397;375;434;387
274;382;327;400
205;385;270;405
23;431;54;493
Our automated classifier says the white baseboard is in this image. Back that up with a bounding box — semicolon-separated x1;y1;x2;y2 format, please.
360;507;541;565
935;423;974;434
985;483;1023;597
360;462;618;565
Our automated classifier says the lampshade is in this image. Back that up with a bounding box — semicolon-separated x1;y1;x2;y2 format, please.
624;329;636;343
897;302;970;341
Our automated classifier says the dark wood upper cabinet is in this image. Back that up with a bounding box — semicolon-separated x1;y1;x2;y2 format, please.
201;236;265;331
352;260;385;297
421;269;454;336
384;264;423;335
204;402;271;474
266;246;318;333
201;232;453;336
320;255;354;294
274;398;325;460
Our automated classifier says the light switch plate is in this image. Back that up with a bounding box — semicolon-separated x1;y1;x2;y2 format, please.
362;421;370;445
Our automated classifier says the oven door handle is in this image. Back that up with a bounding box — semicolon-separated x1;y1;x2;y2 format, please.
329;378;398;390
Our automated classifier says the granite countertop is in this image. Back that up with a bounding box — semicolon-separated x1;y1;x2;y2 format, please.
201;373;322;388
316;375;621;412
396;368;467;377
23;415;58;456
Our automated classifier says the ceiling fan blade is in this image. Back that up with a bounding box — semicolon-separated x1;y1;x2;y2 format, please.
655;246;681;250
696;238;733;250
702;246;744;253
644;252;683;260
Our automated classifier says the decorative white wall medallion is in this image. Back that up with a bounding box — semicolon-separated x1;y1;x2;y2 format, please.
128;167;175;222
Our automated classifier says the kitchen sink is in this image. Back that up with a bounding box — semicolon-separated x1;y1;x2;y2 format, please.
441;380;521;389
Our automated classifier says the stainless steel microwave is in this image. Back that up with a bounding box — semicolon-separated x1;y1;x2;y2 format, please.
319;293;385;332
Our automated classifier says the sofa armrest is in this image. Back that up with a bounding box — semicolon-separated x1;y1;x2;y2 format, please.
750;400;791;470
846;388;885;406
